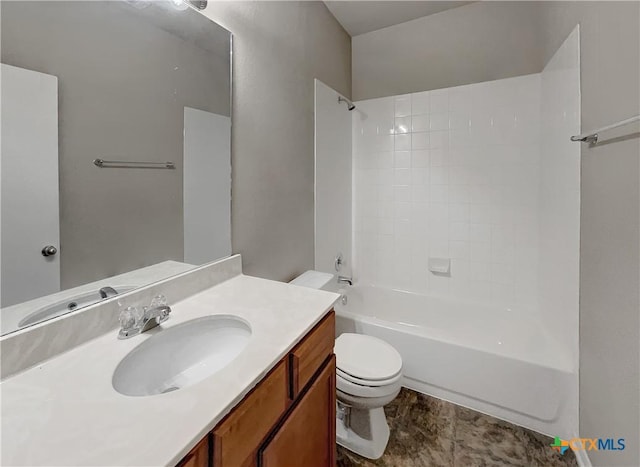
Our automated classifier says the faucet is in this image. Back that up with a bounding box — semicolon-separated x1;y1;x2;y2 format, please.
118;295;171;339
99;286;119;299
337;275;353;286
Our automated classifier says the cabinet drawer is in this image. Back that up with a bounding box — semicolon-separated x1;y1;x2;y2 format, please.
289;311;335;398
212;360;288;467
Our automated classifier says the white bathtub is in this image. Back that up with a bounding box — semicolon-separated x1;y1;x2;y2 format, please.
328;284;577;439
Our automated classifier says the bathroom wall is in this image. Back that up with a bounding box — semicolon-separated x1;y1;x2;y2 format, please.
352;1;544;100
538;27;581;368
202;2;351;282
314;80;352;277
352;74;542;310
538;3;640;466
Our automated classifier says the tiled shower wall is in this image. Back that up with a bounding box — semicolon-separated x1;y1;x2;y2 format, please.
352;75;542;309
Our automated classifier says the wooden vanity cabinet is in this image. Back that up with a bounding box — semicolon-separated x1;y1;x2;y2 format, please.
259;355;336;467
177;310;336;467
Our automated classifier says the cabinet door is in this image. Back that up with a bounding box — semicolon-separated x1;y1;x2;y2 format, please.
212;361;288;467
177;437;209;467
259;356;336;467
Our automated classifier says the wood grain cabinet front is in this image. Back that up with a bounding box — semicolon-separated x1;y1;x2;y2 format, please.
289;312;335;399
212;360;288;467
176;437;209;467
176;310;336;467
259;355;336;467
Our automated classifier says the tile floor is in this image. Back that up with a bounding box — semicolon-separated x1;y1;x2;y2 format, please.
336;389;578;467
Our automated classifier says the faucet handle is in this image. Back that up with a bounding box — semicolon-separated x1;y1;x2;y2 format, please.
119;306;140;330
150;294;168;308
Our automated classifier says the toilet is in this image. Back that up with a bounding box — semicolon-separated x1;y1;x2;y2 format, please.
290;271;403;460
335;332;402;459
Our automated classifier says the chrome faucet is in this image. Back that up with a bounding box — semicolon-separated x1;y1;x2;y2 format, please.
99;286;119;299
337;275;353;286
118;295;171;339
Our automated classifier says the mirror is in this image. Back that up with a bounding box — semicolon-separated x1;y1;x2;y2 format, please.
0;1;232;335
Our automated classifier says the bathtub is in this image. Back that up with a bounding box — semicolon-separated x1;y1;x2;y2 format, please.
327;284;577;439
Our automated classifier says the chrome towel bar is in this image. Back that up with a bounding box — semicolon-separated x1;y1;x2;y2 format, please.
570;115;640;143
93;158;175;169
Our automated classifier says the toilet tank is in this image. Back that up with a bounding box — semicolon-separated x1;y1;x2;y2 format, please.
289;270;334;290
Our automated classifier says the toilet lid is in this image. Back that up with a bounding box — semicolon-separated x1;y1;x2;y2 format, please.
335;333;402;381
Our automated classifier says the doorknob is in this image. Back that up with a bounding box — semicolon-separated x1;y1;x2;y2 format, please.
41;245;58;257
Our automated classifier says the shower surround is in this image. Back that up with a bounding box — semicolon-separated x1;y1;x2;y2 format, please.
346;29;580;440
352;73;542;309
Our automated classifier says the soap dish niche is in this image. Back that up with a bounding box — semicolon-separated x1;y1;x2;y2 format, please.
428;257;451;277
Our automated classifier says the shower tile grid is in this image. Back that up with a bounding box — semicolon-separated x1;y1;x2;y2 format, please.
336;388;578;467
352;76;542;310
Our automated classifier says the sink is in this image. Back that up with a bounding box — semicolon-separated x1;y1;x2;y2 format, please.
112;315;251;396
18;286;136;328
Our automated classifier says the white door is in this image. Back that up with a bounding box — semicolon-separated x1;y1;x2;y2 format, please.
183;107;231;265
1;64;60;307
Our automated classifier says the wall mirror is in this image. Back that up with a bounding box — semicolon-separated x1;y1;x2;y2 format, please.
0;1;232;336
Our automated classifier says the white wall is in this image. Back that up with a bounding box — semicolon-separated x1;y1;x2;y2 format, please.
314;80;352;276
538;27;581;369
352;74;542;310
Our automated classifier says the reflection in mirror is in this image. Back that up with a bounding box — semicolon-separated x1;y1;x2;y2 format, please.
0;1;232;335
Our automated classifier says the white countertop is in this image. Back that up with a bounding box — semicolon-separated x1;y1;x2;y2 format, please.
0;274;339;466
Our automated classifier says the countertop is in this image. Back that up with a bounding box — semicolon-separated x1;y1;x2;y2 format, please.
0;274;339;466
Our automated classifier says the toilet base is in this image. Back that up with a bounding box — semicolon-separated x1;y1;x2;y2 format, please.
336;406;390;460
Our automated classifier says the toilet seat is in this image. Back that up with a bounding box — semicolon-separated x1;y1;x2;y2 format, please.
335;333;403;381
337;367;402;387
337;372;402;399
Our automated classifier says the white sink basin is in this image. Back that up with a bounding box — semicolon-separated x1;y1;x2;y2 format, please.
18;286;136;329
112;315;251;396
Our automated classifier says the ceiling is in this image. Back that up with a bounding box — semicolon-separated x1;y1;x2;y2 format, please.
324;1;475;36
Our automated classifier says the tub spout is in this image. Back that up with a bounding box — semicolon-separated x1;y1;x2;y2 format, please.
338;276;353;286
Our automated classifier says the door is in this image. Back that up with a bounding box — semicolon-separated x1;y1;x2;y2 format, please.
1;64;60;307
183;107;231;265
259;356;336;467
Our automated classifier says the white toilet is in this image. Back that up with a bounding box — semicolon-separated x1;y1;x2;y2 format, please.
335;332;402;459
289;271;403;460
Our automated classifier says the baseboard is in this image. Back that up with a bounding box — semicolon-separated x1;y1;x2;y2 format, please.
574;448;592;467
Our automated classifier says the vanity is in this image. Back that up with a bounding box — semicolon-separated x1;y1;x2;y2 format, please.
0;256;340;466
180;311;336;467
